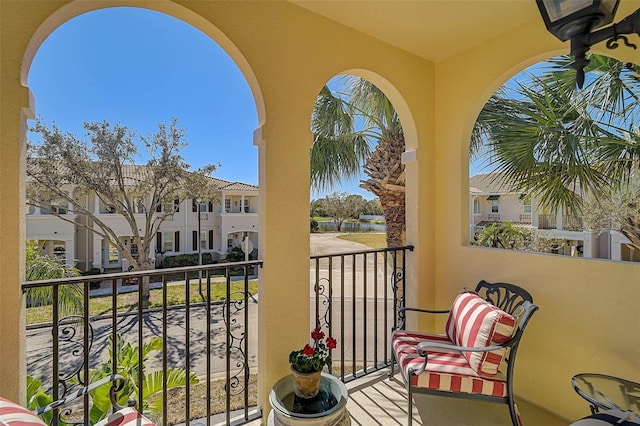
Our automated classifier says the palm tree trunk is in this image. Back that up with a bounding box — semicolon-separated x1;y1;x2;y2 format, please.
379;193;405;249
360;130;406;248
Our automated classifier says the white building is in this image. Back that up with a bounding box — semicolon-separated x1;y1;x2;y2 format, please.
469;173;637;262
26;173;259;272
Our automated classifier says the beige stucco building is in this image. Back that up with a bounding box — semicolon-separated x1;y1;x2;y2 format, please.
2;1;639;423
26;177;259;271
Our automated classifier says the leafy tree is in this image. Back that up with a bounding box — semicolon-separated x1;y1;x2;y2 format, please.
582;178;640;251
362;198;383;216
311;77;405;247
28;118;220;306
319;192;365;231
310;199;326;218
25;241;83;315
310;217;319;233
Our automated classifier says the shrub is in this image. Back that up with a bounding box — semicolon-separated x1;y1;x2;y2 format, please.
162;253;214;268
223;247;245;263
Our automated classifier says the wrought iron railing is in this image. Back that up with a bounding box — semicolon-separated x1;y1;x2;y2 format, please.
310;245;414;382
22;260;262;426
538;214;557;229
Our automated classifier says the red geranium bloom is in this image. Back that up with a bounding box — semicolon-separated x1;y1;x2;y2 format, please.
311;327;325;341
289;327;338;373
327;337;337;350
303;344;315;356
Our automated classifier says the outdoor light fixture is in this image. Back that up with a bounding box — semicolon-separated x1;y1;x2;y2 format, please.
536;0;640;88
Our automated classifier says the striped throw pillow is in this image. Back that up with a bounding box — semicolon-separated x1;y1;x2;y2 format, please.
0;397;47;425
445;290;516;376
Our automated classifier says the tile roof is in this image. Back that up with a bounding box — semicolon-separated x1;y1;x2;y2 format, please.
27;161;257;190
219;181;259;191
469;173;520;195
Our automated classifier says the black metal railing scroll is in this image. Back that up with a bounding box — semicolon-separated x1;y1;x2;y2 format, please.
22;260;262;426
310;245;413;382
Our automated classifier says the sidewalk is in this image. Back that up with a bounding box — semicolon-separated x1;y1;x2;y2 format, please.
88;274;258;298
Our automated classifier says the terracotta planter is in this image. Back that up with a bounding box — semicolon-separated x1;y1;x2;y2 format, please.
290;365;322;399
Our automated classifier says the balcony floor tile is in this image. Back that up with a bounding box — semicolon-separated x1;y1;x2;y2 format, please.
248;369;569;425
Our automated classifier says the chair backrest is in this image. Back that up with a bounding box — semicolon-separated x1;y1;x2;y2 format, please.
473;280;539;376
474;280;533;315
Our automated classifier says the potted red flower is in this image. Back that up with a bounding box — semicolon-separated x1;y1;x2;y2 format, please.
288;327;337;398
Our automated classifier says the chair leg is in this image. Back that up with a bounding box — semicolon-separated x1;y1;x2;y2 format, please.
389;356;395;378
408;380;413;426
508;399;521;426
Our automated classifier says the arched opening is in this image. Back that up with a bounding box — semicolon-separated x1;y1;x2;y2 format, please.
467;53;640;263
21;5;264;423
307;71;419;379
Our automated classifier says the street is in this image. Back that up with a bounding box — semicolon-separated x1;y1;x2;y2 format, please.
26;233;396;385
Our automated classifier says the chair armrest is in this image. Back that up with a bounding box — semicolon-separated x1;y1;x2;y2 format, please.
416;341;509;355
407;341;512;377
35;374;126;415
400;307;450;315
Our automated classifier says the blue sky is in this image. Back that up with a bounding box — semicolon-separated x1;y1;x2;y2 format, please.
27;7;373;200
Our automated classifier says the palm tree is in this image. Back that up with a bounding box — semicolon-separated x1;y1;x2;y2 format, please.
25;241;83;315
472;54;640;242
311;77;406;248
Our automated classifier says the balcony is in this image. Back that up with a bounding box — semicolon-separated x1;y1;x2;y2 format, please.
20;245;574;425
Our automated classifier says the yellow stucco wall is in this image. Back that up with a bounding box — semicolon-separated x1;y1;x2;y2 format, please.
0;0;434;416
1;0;638;422
433;2;640;420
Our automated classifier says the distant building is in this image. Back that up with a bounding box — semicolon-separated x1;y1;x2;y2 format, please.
26;167;259;272
470;173;637;262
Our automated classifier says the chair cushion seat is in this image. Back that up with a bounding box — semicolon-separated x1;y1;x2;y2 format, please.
94;407;156;426
393;330;508;398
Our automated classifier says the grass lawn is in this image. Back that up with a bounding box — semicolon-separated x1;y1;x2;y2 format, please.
26;280;259;325
337;233;386;249
158;374;258;424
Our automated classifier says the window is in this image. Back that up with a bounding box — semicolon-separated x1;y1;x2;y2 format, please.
174;231;180;252
208;230;214;249
227;237;233;249
192;231;198;251
174;198;180;212
225;198;231;213
522;196;532;214
52;241;65;260
490;200;499;213
130;242;139;259
244;198;250;213
134;198;145;214
201;231;206;249
51;198;67;214
161;231;173;252
473;198;480;215
208;201;213;212
160;200;175;213
192;199;198;212
156;232;162;253
108;243;119;264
